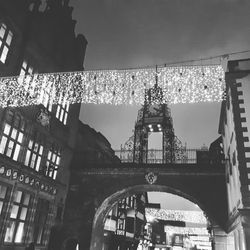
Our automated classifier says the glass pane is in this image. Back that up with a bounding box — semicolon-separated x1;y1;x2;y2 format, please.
30;153;36;168
14;190;22;203
47;151;51;160
48;101;52;112
11;129;17;139
25;150;31;166
39;146;43;155
0;25;6;38
34;143;39;152
20;69;26;76
3;123;11;135
13;144;20;161
53;170;57;180
66;102;70;111
6;140;14;157
56;156;60;165
23;193;30;206
60;110;64;122
49;166;53;177
0;45;8;63
22;61;27;69
10;205;19;219
36;156;41;171
0;136;7;154
14;222;24;243
63;112;68;125
4;221;15;242
0;185;7;198
20;207;27;220
28;140;33;149
56;106;60;118
6;32;13;45
52;153;56;162
17;132;23;143
28;67;33;74
0;201;3;215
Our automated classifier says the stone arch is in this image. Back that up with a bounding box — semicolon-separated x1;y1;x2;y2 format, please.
89;184;213;250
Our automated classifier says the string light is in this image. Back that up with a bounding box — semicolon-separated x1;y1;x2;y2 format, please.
0;64;225;107
146;208;207;224
164;226;210;235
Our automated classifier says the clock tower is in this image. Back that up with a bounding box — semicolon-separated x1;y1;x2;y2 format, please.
133;74;184;164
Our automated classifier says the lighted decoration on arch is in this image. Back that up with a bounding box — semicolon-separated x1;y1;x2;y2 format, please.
0;64;225;107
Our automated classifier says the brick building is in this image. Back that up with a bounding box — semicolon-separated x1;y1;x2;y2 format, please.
0;1;87;249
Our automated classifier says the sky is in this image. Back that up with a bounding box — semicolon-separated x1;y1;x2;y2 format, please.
70;0;250;150
147;192;200;211
69;0;250;212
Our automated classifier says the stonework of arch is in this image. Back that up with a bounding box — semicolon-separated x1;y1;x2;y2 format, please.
63;164;228;250
90;184;212;250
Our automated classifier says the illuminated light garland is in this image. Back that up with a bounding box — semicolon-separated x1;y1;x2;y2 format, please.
146;208;207;224
0;64;225;107
164;226;210;236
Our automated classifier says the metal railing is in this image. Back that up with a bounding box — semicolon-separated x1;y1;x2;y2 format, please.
114;148;210;164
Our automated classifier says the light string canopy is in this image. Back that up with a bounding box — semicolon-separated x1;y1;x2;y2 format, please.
0;64;225;107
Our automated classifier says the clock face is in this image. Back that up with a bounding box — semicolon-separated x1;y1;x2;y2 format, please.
147;104;162;117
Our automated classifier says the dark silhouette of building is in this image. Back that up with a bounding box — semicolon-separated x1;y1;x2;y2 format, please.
0;1;87;250
60;121;120;250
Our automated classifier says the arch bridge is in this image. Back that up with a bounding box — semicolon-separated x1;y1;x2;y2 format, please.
61;162;228;250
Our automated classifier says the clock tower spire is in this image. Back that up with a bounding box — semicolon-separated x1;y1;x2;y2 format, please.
132;67;184;164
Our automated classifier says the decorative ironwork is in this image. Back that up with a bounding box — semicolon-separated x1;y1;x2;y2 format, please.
115;148;203;164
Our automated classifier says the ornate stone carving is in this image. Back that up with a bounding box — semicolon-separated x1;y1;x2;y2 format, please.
145;172;157;184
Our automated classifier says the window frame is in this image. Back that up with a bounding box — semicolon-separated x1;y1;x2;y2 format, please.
19;60;34;76
0;110;25;162
45;144;61;180
0;22;13;64
56;94;69;125
4;189;32;244
24;136;44;172
0;183;9;217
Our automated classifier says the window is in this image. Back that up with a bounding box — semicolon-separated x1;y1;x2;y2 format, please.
34;198;49;245
0;184;8;216
19;60;33;76
0;110;25;161
24;138;44;172
56;94;69;125
39;81;56;112
0;23;13;64
45;145;61;180
4;190;31;243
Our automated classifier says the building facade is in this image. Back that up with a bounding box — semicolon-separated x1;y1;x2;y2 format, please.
61;121;120;250
219;58;250;249
0;1;87;249
103;193;149;250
